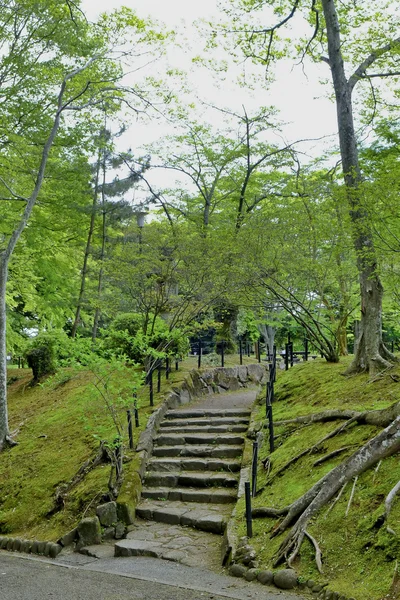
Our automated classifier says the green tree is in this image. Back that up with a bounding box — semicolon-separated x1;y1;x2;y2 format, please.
0;1;165;450
218;0;400;374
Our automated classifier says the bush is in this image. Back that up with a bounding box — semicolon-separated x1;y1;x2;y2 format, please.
103;312;189;364
25;341;56;382
25;331;100;381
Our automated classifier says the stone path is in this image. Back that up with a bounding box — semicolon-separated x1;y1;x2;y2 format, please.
114;389;257;571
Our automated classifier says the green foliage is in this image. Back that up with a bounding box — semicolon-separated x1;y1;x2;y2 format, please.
79;355;143;443
25;340;56;382
102;312;189;364
236;308;260;342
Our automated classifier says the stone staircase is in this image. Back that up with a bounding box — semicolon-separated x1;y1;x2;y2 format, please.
135;407;251;535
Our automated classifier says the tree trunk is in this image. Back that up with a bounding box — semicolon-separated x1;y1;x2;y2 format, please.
0;257;10;450
258;323;276;357
321;0;396;375
92;145;107;342
71;152;101;338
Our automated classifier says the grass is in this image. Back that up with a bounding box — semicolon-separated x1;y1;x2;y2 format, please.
0;353;256;541
243;357;400;600
3;353;398;599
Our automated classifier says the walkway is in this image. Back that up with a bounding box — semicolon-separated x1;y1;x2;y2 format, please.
115;389;257;569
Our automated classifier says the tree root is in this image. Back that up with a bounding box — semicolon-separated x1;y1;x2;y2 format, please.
324;483;347;518
305;530;323;574
49;441;110;515
269;417;359;481
275;401;400;429
255;417;400;568
345;475;358;516
313;446;352;466
381;479;400;535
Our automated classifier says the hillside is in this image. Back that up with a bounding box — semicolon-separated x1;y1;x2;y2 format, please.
236;358;400;600
1;357;399;600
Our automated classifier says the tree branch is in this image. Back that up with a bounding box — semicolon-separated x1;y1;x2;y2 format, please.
348;36;400;91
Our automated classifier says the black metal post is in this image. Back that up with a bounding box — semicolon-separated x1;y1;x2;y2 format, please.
290;342;294;367
198;339;202;369
133;392;139;427
115;441;122;480
391;341;394;353
157;360;162;393
149;369;154;406
285;343;289;370
239;338;243;365
166;357;170;380
304;338;309;361
127;410;134;449
273;345;277;382
175;359;179;371
266;380;275;452
221;341;225;367
245;481;253;538
252;441;258;497
257;340;261;363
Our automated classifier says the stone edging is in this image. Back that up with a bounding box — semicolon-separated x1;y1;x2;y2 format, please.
0;536;62;558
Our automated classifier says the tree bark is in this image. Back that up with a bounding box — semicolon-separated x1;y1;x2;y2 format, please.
321;0;396;374
92;143;107;341
71;151;101;338
0;258;10;450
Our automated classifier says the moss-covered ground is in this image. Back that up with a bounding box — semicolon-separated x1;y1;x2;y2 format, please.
2;355;399;600
239;357;400;600
0;354;253;542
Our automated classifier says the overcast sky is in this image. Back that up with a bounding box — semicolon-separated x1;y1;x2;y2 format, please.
80;0;338;198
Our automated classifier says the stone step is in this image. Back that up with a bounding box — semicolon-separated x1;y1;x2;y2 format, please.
159;417;249;428
141;486;236;504
157;424;248;434
136;500;230;534
152;445;243;458
154;433;245;446
147;457;241;473
144;471;238;489
165;408;251;419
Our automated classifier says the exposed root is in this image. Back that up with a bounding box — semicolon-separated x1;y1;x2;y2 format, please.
345;475;358;516
252;506;289;519
313;446;352;466
270;417;358;481
258;417;400;568
275;401;400;429
305;530;324;574
325;483;347;518
384;479;400;533
275;409;360;427
373;459;382;482
5;435;18;448
49;441;109;515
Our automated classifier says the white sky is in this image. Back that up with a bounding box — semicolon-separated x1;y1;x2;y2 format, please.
81;0;339;198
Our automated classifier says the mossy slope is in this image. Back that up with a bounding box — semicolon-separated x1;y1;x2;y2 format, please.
241;357;400;600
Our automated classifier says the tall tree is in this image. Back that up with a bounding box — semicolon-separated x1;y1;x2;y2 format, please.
0;1;164;450
218;0;400;374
